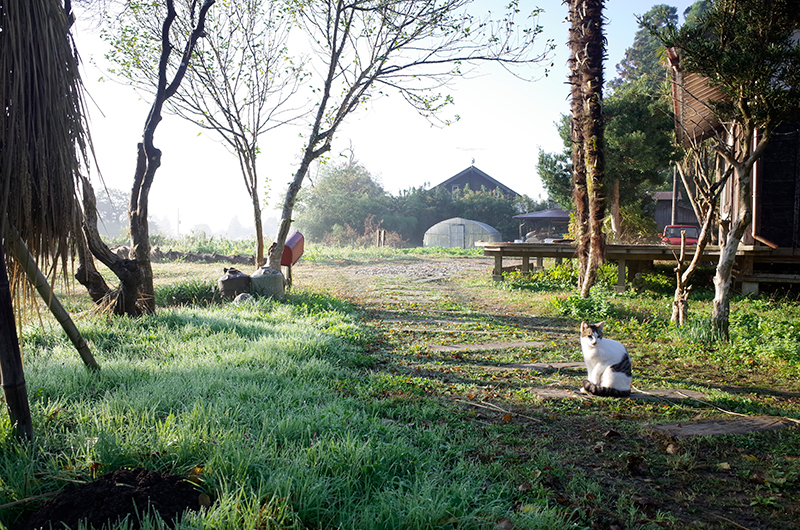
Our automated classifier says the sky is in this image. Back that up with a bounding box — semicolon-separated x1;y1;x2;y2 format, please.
71;0;698;237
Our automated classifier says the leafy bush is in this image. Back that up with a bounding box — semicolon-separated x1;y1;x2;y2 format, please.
551;285;615;321
501;261;617;293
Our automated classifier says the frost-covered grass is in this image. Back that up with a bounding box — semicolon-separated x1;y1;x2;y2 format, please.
1;294;568;529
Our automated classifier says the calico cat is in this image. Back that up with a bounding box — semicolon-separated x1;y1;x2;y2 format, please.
579;321;632;397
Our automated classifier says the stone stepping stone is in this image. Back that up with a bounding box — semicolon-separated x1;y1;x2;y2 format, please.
429;341;546;352
527;387;709;401
412;275;448;283
646;416;798;438
630;388;707;400
476;362;584;372
530;388;582;399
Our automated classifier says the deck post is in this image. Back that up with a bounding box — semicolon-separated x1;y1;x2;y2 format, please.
615;258;627;293
493;254;503;281
536;256;544;269
522;255;530;274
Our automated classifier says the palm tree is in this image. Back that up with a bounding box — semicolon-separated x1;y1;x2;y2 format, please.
568;0;606;297
0;0;96;440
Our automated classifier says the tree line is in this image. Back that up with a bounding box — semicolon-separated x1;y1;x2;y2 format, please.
294;158;546;247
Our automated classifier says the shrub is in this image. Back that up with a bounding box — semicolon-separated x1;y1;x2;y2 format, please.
501;261;617;293
551;285;615;321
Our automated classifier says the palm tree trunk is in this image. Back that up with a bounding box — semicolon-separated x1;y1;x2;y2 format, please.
568;0;589;288
0;244;33;441
572;0;606;298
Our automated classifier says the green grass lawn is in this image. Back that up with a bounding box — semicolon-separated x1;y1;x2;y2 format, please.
2;245;799;529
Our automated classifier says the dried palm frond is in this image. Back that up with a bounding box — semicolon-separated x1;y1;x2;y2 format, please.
0;0;90;294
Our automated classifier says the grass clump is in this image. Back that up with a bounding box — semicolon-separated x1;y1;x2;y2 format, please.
155;279;220;307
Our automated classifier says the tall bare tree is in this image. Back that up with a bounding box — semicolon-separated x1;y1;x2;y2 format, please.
267;0;554;271
79;0;215;315
104;0;307;266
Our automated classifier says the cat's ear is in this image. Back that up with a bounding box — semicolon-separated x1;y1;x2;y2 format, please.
580;321;588;331
597;321;605;331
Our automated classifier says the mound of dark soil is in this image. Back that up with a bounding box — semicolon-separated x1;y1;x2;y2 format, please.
15;467;203;530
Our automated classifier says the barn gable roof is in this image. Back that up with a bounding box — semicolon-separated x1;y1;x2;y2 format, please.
435;165;520;197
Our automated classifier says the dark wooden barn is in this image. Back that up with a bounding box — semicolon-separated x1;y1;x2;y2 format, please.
669;48;800;291
436;165;520;198
754;123;800;250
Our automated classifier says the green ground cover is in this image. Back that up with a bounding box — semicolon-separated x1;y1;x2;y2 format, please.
2;245;799;529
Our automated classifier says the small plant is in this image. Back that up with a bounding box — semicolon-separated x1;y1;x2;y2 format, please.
551;285;615;321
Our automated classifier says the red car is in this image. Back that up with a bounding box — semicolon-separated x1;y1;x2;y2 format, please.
661;225;699;245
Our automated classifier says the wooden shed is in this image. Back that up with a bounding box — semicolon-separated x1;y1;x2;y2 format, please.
668;48;800;291
513;207;571;241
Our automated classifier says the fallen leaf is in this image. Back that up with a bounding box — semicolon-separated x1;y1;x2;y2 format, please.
188;466;205;485
517;481;532;492
742;454;758;461
627;455;647;475
593;441;605;453
718;462;731;470
666;443;680;455
502;413;513;422
604;429;622;438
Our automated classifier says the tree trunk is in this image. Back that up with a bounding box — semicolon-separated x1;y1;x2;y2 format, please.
712;163;751;339
609;179;621;241
671;233;690;325
129;143;157;314
578;0;606;298
568;0;589;289
252;188;264;267
672;193;717;326
75;215;112;305
79;176;143;316
0;244;33;441
268;154;317;270
79;0;215;316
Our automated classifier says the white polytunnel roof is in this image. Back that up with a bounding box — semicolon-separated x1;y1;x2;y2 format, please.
422;217;503;248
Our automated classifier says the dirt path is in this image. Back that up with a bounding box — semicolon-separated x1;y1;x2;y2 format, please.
293;255;800;530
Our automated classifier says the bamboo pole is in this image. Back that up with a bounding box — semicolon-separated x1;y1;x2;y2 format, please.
0;244;34;441
7;228;99;371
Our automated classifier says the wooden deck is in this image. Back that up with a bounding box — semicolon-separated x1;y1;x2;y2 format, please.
475;242;800;293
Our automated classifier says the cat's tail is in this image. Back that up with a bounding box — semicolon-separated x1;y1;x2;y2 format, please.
582;379;631;398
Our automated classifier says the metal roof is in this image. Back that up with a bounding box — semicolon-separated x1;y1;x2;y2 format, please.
513;208;571;220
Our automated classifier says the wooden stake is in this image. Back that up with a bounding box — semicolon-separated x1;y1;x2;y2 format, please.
7;228;99;370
